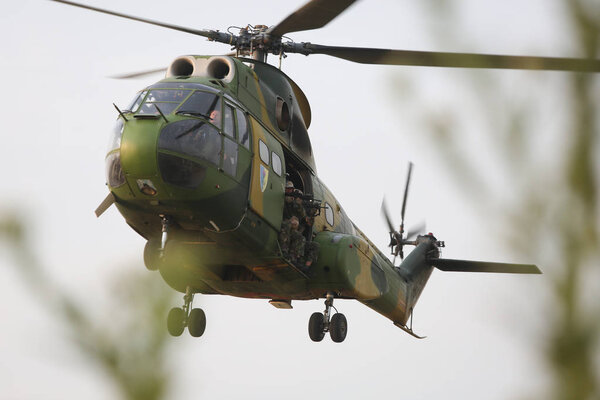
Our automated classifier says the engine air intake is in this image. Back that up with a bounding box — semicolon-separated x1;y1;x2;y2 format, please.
169;57;195;77
206;57;235;82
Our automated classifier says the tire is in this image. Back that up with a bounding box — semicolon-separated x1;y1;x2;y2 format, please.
167;307;186;337
188;308;207;338
329;313;348;343
143;239;162;271
308;312;325;342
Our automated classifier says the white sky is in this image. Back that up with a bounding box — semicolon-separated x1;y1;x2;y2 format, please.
1;0;576;398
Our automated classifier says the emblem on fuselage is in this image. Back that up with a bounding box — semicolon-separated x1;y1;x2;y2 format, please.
260;164;269;192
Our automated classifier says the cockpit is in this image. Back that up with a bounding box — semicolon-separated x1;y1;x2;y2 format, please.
124;82;221;117
107;82;252;192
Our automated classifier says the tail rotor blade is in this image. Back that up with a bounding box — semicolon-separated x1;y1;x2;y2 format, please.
400;162;414;232
406;221;426;240
381;198;396;234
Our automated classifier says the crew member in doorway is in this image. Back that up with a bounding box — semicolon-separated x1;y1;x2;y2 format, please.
279;181;320;272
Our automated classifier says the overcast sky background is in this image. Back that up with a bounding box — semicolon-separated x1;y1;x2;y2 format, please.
0;0;577;398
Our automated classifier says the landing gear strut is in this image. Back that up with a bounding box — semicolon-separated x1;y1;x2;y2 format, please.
144;215;172;271
167;287;206;338
308;292;348;343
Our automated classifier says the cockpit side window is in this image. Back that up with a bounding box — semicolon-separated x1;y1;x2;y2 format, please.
236;109;251;149
223;137;238;177
223;104;235;138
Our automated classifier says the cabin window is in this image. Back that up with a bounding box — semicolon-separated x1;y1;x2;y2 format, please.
236;109;250;149
324;202;334;226
272;152;282;176
223;105;235;138
158;120;221;166
259;140;269;164
223;137;238;176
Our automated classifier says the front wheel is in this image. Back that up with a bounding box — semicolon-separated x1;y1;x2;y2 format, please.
188;308;207;337
329;313;347;343
167;307;186;337
308;312;325;342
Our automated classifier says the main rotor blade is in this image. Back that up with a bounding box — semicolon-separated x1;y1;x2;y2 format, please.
400;162;414;229
268;0;357;37
49;0;214;39
110;67;167;79
431;258;542;274
292;44;600;72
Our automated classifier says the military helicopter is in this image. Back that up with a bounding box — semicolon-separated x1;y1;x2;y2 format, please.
51;0;599;343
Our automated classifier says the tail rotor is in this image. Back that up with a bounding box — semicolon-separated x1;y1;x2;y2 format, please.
381;162;424;264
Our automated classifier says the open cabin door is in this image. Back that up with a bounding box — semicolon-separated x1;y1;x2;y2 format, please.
248;117;285;230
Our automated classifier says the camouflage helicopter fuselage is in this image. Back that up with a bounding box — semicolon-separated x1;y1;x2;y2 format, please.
107;55;435;328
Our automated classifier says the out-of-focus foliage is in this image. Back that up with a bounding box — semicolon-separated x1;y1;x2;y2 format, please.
0;212;176;400
413;1;600;399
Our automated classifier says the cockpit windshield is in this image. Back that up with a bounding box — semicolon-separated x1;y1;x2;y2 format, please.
124;90;146;113
176;91;222;128
123;82;223;121
137;89;191;116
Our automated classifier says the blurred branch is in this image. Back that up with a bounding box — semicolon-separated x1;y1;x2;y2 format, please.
0;211;175;400
409;1;600;399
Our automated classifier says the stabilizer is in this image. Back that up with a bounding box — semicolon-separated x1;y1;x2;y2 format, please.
95;192;116;218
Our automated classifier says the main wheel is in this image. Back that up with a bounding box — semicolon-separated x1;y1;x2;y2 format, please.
143;239;162;271
167;307;186;337
329;313;348;343
308;312;325;342
188;308;207;337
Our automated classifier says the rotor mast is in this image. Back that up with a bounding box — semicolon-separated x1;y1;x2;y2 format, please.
234;25;275;64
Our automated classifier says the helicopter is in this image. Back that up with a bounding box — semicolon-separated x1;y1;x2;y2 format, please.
49;0;600;343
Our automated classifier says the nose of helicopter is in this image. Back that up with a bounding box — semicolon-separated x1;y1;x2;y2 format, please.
115;117;214;200
107;117;175;203
119;118;161;181
106;115;250;233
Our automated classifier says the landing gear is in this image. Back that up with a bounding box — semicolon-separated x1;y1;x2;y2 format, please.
167;307;186;336
144;216;172;271
307;292;348;343
188;308;206;337
308;312;325;342
167;287;207;338
330;313;348;343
